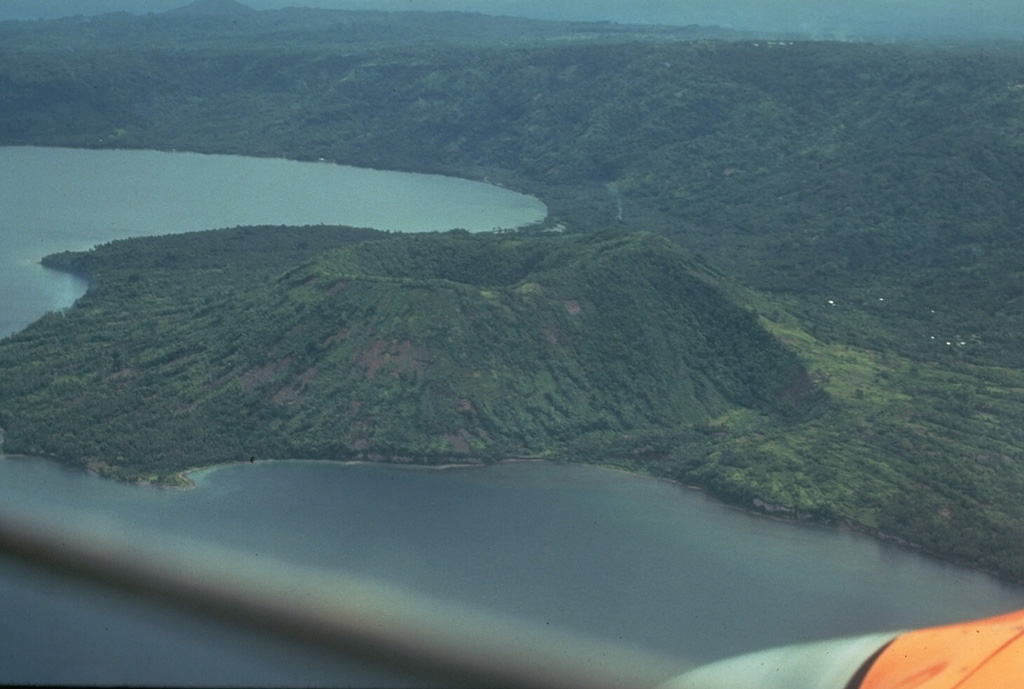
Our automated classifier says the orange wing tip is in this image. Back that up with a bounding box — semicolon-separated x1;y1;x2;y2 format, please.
859;608;1024;689
659;632;899;689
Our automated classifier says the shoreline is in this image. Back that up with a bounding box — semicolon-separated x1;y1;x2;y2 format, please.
168;455;540;490
7;451;1024;586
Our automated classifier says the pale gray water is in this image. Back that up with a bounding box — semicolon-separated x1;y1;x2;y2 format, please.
0;146;546;338
2;457;1024;687
1;147;1022;687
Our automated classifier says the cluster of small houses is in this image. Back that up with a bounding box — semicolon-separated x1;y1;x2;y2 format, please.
825;297;973;348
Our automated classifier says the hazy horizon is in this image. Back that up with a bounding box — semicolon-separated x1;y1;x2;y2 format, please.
1;0;1022;41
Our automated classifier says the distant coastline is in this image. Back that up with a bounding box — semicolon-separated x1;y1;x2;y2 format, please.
170;455;556;490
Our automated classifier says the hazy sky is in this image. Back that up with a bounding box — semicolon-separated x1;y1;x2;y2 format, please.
2;0;1023;39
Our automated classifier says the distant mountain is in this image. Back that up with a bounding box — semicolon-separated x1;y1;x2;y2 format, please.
0;229;812;481
165;0;254;15
0;4;763;51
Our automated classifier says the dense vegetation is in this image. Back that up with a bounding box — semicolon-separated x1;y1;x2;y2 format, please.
0;229;810;478
3;4;1024;579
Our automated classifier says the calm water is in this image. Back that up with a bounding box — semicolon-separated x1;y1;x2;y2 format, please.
0;146;546;337
1;147;1023;686
3;457;1024;686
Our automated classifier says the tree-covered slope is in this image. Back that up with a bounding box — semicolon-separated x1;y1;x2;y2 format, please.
0;229;811;481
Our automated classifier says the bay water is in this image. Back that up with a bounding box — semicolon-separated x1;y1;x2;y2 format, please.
0;146;546;338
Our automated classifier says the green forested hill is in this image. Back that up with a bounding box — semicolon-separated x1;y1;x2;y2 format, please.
0;230;810;479
4;10;1024;578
